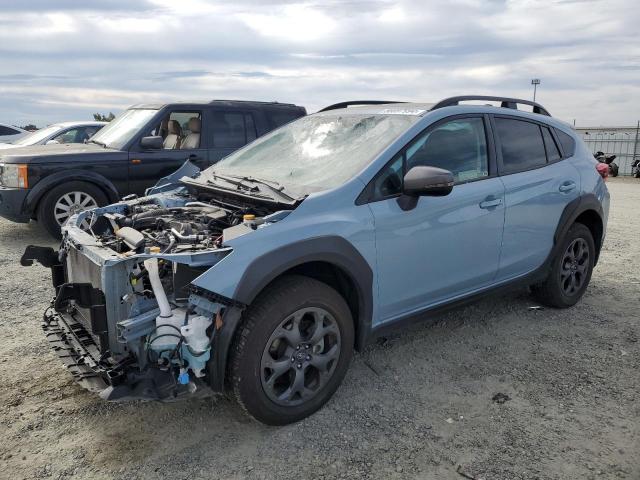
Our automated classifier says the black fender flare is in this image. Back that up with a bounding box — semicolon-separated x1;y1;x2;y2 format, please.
542;193;604;276
24;170;120;216
207;236;374;393
233;236;374;347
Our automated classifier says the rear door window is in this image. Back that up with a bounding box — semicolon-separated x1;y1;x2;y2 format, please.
495;118;547;174
213;111;255;148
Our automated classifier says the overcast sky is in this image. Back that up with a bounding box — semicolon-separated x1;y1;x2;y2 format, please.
0;0;638;128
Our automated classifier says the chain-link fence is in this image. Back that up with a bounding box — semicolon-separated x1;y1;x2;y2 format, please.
576;123;640;176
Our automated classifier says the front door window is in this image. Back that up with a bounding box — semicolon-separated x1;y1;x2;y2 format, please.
406;117;489;182
152;111;202;150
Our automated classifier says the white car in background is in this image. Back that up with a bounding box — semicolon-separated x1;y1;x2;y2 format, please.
0;123;28;143
0;121;107;150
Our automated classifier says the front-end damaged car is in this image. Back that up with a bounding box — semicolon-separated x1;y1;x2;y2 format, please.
22;98;609;425
23;109;417;424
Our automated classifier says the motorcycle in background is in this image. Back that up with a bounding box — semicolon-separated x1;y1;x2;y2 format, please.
632;158;640;178
594;151;619;177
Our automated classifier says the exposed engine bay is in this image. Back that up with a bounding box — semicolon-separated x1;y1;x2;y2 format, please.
21;186;293;402
97;195;275;255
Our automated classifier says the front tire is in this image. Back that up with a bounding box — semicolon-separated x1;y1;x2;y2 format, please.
532;223;595;308
37;181;108;239
230;275;354;425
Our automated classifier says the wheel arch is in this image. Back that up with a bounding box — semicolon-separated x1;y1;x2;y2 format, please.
574;209;603;264
269;261;363;347
208;237;374;393
553;193;604;267
25;170;120;219
232;237;374;351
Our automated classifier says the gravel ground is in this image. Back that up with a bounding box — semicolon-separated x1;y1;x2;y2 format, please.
1;178;638;480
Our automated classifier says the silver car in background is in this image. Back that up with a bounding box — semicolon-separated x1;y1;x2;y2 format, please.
0;121;107;150
0;123;28;143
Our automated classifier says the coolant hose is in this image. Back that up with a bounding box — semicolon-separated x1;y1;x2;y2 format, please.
143;258;172;318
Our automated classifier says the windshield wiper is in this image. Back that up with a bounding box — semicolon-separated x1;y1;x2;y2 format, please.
203;172;297;204
216;173;296;202
205;178;271;199
87;139;107;148
209;172;257;191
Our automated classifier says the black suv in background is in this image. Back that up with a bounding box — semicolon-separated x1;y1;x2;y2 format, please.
0;100;306;237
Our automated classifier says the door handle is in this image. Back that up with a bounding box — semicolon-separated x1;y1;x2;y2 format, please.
479;197;502;209
559;181;576;193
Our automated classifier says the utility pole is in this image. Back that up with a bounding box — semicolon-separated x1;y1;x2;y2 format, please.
531;78;541;102
632;120;639;166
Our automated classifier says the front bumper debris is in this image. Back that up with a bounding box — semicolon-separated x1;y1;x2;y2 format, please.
0;186;31;223
42;307;212;401
24;243;225;401
42;307;118;393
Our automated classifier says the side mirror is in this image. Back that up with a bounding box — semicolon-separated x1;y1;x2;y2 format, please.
45;140;60;145
140;136;163;150
403;166;454;197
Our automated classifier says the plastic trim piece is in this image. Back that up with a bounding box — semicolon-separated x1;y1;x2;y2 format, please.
232;236;374;351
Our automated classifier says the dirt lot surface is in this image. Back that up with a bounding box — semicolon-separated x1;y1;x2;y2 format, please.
0;178;638;480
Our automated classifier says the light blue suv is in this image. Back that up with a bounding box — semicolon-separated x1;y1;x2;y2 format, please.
23;96;609;425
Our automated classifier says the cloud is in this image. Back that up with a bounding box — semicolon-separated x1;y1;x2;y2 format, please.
0;0;638;127
0;0;155;11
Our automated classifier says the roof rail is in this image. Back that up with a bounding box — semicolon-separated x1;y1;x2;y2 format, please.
318;100;405;112
430;95;551;116
209;99;298;107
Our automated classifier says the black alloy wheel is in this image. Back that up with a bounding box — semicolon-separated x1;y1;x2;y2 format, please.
260;306;341;407
532;223;595;308
559;238;590;296
230;275;354;425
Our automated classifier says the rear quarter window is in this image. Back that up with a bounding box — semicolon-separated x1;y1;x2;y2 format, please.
554;128;576;157
541;127;561;162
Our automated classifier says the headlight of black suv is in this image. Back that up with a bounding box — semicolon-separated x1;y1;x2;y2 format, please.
0;163;29;188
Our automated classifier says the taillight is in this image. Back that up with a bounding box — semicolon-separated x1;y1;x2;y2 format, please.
596;162;608;180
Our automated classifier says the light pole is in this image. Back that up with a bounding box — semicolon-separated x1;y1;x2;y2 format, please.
531;78;541;102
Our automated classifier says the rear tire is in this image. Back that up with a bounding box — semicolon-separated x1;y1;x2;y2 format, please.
230;275;354;425
37;181;108;239
532;223;595;308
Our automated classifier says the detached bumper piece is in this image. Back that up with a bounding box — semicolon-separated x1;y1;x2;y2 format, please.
43;284;212;402
21;245;66;291
42;308;117;393
43;307;210;401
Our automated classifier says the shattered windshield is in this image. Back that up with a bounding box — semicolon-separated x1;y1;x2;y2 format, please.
203;113;416;193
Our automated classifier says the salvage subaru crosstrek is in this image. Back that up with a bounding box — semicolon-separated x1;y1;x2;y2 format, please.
22;96;609;425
